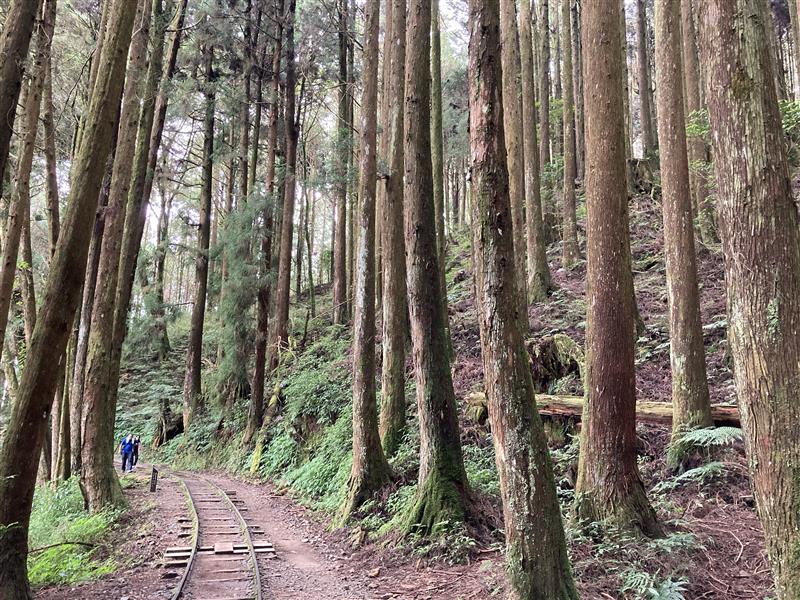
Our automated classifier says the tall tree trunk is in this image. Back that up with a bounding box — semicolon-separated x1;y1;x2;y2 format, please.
183;40;215;430
0;0;41;185
305;183;315;317
499;0;529;311
402;0;471;535
431;0;454;351
698;1;800;595
377;0;393;311
218;1;257;420
653;0;713;469
19;210;36;349
107;0;185;445
43;53;60;259
681;0;716;244
790;0;800;97
521;0;552;302
273;0;298;372
81;0;152;513
468;3;579;596
0;0;137;594
152;182;172;360
572;1;585;181
333;0;349;324
636;0;656;156
346;5;356;315
538;0;551;170
560;0;580;268
552;0;563;157
619;0;634;189
340;0;391;520
250;0;285;439
574;0;660;537
69;196;106;476
379;0;408;458
0;0;55;355
295;181;305;300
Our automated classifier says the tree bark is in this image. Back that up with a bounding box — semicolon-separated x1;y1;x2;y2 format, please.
680;0;716;244
43;53;60;259
653;0;713;469
273;0;298;372
403;0;470;535
0;0;55;355
499;0;529;310
790;0;800;97
0;0;137;594
379;0;408;458
340;0;391;520
250;0;285;439
106;0;184;445
333;0;349;324
519;0;551;302
81;0;152;513
467;1;579;596
637;0;656;156
0;0;41;186
697;1;800;595
183;39;215;430
560;0;580;269
538;0;551;170
431;0;454;353
574;0;660;538
572;1;585;181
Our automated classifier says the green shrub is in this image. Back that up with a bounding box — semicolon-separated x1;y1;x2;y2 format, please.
27;478;119;588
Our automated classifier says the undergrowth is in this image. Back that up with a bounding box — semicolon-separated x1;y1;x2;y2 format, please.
28;477;120;587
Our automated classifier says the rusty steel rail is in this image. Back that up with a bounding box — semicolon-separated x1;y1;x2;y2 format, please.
201;475;263;600
168;471;263;600
170;473;199;600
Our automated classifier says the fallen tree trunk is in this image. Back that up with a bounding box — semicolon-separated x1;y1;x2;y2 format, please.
466;392;740;427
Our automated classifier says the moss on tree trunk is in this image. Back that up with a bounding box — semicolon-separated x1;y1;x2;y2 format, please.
698;1;800;595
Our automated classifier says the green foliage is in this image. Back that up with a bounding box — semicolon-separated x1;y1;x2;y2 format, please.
260;431;300;477
677;426;743;449
28;478;119;588
688;102;800;165
270;407;353;512
282;325;352;425
463;441;499;497
668;426;743;469
779;99;800;165
685;109;709;140
652;461;727;493
408;519;477;565
620;569;688;600
542;154;565;192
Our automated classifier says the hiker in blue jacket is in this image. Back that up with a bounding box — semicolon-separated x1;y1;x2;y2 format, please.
117;434;135;473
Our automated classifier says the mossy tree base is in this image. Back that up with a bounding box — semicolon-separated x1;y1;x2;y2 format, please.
575;482;662;538
337;459;391;527
0;525;32;600
403;466;470;537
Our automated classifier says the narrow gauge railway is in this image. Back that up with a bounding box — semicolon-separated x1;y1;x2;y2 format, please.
164;473;275;600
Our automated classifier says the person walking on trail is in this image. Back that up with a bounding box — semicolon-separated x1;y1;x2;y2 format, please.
132;435;141;468
117;434;135;473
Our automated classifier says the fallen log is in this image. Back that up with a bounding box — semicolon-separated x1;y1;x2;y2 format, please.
466;392;740;428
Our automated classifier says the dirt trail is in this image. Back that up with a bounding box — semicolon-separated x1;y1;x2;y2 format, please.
38;467;504;600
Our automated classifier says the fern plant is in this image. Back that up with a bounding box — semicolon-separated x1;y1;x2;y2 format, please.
668;426;743;468
620;568;688;600
653;461;727;493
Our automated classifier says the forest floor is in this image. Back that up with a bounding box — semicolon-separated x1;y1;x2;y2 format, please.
38;194;775;599
37;465;505;599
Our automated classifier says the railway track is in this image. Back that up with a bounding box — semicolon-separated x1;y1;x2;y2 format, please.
164;473;275;600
